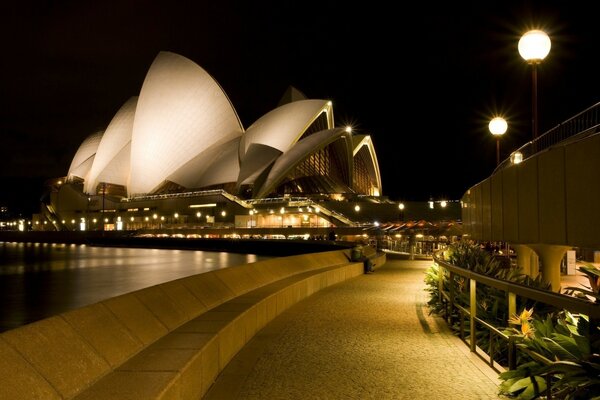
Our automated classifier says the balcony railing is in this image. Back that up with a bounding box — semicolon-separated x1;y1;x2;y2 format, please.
494;101;600;174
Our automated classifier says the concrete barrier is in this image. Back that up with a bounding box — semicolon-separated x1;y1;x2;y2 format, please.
0;249;385;399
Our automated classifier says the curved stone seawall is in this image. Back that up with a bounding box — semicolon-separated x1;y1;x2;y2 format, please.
0;248;385;399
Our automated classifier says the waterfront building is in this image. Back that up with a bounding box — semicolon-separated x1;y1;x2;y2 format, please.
32;51;459;235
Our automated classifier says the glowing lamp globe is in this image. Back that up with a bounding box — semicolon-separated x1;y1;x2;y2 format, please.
489;117;507;136
518;30;551;63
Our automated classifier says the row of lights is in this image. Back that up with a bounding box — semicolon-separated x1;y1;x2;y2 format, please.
488;29;551;166
353;201;447;214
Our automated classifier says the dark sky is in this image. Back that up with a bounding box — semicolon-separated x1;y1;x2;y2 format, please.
1;0;599;216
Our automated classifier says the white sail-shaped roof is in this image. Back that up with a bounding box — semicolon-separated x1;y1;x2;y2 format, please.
67;131;104;181
94;143;131;193
166;134;241;189
85;97;137;194
352;134;382;194
255;128;352;198
128;51;244;195
240;99;333;159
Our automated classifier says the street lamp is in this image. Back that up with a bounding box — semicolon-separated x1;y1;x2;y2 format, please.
489;117;508;165
518;29;551;146
398;203;405;221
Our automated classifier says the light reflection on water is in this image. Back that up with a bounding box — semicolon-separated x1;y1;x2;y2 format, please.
0;242;266;332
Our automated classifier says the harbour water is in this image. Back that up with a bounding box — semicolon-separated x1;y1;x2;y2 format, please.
0;242;267;332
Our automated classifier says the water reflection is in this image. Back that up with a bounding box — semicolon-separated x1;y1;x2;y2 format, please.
0;242;264;332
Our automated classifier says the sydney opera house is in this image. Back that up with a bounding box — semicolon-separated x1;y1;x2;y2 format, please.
33;51;458;233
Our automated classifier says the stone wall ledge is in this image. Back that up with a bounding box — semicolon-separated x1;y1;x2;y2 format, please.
0;248;385;399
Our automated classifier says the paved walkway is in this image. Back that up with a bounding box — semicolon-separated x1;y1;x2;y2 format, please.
204;259;502;399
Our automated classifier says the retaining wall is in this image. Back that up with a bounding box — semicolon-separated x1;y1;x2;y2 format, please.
0;248;385;399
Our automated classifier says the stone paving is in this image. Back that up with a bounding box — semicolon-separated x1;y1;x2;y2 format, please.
204;259;503;399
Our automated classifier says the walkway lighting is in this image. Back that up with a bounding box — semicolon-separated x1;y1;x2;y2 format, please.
518;30;551;143
489;117;507;165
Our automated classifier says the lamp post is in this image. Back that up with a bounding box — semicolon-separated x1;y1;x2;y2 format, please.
489;117;508;165
518;30;551;148
101;182;106;233
398;203;405;222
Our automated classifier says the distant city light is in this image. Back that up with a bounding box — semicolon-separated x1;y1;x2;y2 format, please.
440;201;447;208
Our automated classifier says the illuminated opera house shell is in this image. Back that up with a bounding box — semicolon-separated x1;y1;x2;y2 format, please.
67;51;382;199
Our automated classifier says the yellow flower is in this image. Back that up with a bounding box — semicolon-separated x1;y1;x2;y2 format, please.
509;308;534;326
508;314;522;325
521;321;535;339
520;307;534;322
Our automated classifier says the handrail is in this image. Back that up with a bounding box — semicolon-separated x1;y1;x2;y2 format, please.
433;253;600;318
493;101;600;174
432;248;600;398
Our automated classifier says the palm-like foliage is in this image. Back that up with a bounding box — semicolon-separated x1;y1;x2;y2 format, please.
500;310;600;399
425;242;552;364
426;243;600;399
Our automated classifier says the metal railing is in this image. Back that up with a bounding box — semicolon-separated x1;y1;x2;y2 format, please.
432;252;600;376
494;101;600;174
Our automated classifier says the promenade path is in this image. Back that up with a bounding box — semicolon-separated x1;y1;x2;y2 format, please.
204;259;503;399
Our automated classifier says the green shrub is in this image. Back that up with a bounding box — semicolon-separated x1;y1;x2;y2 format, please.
425;243;600;398
424;242;552;365
500;309;600;399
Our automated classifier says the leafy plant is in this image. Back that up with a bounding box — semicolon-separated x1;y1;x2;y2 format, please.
500;309;600;400
425;242;553;365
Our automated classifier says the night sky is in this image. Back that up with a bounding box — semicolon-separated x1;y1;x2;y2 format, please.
1;0;598;216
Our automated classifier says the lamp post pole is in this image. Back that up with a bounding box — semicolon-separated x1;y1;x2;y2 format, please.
489;117;507;166
101;182;106;233
531;63;538;141
518;30;551;151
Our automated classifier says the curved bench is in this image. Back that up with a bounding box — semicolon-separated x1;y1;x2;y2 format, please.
0;248;385;399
